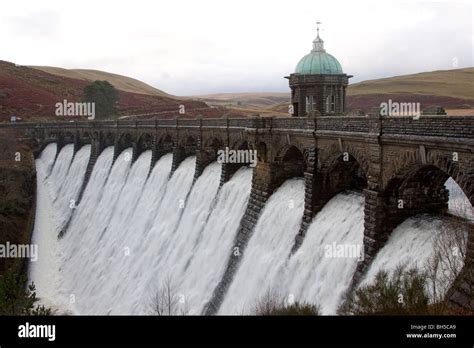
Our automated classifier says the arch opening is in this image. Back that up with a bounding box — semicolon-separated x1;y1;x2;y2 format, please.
325;153;368;195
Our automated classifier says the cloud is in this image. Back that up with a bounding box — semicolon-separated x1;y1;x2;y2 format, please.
0;0;472;95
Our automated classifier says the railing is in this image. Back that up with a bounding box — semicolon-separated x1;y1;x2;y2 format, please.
270;117;308;130
381;116;474;138
316;116;370;133
2;115;474;139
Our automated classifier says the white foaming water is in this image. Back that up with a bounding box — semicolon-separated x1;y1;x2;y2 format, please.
30;146;115;312
219;179;305;314
32;142;470;315
29;144;90;311
150;162;222;312
29;144;61;309
445;178;473;221
121;156;197;314
46;144;74;198
283;192;365;314
53;145;91;229
59;148;134;314
176;167;253;314
102;153;173;313
362;215;466;298
37;143;57;176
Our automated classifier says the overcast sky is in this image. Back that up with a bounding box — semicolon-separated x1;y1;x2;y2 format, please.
1;0;472;95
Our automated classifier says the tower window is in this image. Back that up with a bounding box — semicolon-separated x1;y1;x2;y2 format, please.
312;96;317;111
306;96;310;113
331;95;336;112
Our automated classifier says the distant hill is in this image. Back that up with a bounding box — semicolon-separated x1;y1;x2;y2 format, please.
0;60;219;121
193;68;474;115
190;92;290;109
30;66;174;98
2;62;472;120
348;68;474;100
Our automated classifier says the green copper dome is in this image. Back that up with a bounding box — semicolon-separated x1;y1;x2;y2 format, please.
295;31;343;75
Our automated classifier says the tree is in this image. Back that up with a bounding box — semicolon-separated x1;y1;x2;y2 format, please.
148;276;188;315
0;268;51;315
338;266;430;315
83;80;119;119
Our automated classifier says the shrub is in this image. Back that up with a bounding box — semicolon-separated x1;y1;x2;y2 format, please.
338;266;431;315
253;289;320;316
0;268;51;315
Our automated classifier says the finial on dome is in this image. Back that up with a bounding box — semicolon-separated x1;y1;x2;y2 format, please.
312;21;325;52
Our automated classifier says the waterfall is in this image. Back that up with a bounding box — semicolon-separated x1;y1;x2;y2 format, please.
59;148;135;313
30;143;469;315
362;214;467;299
46;144;74;198
38;143;57;176
176;167;253;314
54;145;91;230
29;143;90;311
445;178;473;221
282;192;364;314
146;161;222;314
219;179;305;314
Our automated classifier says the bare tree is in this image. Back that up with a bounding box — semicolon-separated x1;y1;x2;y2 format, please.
148;276;189;316
424;214;470;311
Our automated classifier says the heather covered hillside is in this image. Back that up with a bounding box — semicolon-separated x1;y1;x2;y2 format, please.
0;61;219;121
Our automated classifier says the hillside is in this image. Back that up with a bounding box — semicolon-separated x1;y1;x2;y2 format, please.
193;68;474;115
191;92;289;109
0;60;219;121
30;66;174;98
348;68;474;100
2;62;472;120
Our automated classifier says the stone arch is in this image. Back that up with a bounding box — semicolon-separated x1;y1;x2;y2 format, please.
137;133;153;150
81;131;92;142
179;135;197;149
319;142;370;178
275;143;305;161
231;139;250;152
204;135;224;154
384;150;473;206
118;132;134;148
103;132;115;148
113;132;134;161
170;134;198;174
157;133;175;154
275;144;307;177
63;131;75;144
133;132;153;162
256;141;268;162
319;147;368;195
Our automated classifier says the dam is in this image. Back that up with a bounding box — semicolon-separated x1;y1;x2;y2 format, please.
5;110;470;314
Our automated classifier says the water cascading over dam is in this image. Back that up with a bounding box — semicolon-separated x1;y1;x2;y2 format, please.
29;143;471;314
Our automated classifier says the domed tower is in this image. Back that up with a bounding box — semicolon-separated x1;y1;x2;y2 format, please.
286;24;352;116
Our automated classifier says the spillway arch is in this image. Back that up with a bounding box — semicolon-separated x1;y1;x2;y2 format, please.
384;150;473;207
378;149;473;249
